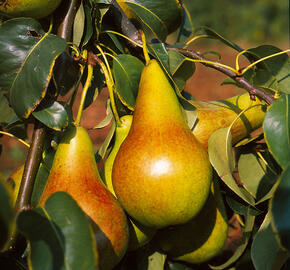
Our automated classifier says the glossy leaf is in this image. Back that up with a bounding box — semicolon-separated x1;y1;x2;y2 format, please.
251;213;289;270
82;3;94;46
18;192;98;270
113;54;144;110
238;152;278;201
32;101;69;131
248;45;290;94
149;43;169;72
124;0;182;41
17;208;65;270
168;50;195;91
270;165;290;252
264;94;290;169
210;211;255;270
176;4;194;43
0;179;14;250
0;18;66;118
208;128;255;205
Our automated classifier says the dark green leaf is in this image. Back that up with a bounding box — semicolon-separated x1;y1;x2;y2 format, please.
82;4;93;46
210;211;255;269
168;50;195;91
176;4;194;43
194;26;244;52
32;101;69;131
208;128;255;205
17;208;65;270
44;192;98;270
0;92;16;126
106;32;125;54
149;43;169;72
0;179;14;250
124;0;182;41
113;54;144;110
226;196;262;216
0;18;66;118
270;165;290;252
238;152;278;201
264;94;290;169
251;213;289;270
168;262;196;270
248;45;290;94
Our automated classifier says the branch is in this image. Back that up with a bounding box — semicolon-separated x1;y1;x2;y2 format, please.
107;4;275;105
167;47;275;104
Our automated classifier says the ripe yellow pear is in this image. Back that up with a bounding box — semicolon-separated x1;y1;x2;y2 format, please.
0;0;62;19
103;115;156;251
191;94;267;149
6;164;25;206
39;125;129;270
157;178;228;264
112;59;212;228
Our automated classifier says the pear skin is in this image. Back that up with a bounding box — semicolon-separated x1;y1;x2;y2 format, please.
0;0;62;19
103;115;156;251
39;125;129;270
191;93;267;149
6;164;24;206
112;59;212;228
157;178;228;264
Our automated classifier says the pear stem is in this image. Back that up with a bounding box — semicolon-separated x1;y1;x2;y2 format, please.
75;63;93;126
94;49;121;126
140;31;150;65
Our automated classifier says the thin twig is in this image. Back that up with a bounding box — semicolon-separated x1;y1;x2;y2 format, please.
167;46;275;105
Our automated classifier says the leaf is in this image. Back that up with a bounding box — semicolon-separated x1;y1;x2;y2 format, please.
168;50;195;91
270;165;290;252
226;196;262;216
82;4;94;46
124;0;182;41
0;179;14;250
73;2;85;48
17;208;65;270
146;251;166;270
210;211;255;270
149;43;169;72
248;45;290;94
194;26;244;52
176;4;194;43
0;18;66;118
113;54;144;110
0;91;16;126
251;213;290;270
32;101;69;131
93;100;113;129
18;192;98;270
264;94;290;169
208;128;255;205
238;152;278;201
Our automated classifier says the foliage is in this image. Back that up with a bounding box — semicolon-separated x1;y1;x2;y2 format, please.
0;0;289;269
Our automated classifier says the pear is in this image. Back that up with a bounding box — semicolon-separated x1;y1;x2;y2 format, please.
0;0;62;19
103;115;156;251
112;59;212;228
39;125;129;270
191;93;267;149
157;178;228;264
6;164;24;206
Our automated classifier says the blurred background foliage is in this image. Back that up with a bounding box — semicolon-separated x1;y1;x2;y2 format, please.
183;0;289;44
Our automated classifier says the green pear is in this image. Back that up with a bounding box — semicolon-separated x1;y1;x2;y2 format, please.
0;0;62;19
103;115;156;251
39;125;129;270
112;59;212;228
191;93;267;150
157;178;228;264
